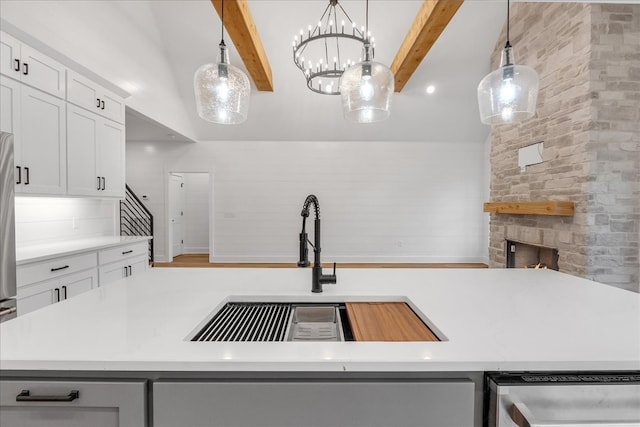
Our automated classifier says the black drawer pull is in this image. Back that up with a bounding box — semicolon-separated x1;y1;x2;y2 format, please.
96;98;101;108
62;285;68;300
14;58;20;72
16;390;80;402
54;287;60;302
22;62;29;75
101;100;105;110
24;166;29;185
51;265;70;272
16;166;21;184
122;250;133;255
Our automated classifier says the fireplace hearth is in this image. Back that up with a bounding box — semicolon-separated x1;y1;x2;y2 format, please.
506;240;559;271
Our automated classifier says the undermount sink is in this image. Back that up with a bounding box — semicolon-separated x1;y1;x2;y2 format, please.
190;302;349;342
188;298;443;343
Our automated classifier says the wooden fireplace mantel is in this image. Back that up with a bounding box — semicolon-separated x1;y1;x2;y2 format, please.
483;201;575;216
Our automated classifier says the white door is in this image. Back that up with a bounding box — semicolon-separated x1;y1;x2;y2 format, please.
169;174;184;259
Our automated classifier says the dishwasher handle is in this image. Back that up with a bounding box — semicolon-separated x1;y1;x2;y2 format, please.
510;400;640;427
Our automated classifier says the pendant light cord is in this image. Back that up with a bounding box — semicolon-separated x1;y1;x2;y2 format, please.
365;0;369;41
220;0;225;46
505;0;511;49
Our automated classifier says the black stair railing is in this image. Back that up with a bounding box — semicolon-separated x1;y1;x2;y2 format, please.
120;184;154;262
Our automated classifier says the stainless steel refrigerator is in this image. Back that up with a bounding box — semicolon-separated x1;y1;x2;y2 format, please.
0;131;17;322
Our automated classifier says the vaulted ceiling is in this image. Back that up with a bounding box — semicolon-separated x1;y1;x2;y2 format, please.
129;0;510;142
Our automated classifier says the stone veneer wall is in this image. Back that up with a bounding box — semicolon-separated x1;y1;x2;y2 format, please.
487;3;640;292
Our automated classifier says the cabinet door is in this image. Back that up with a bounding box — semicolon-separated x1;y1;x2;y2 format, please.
129;255;148;277
67;69;124;124
67;104;99;196
66;69;100;113
98;119;125;197
0;380;146;427
100;89;125;124
16;281;56;316
0;75;20;136
99;262;127;286
0;32;21;80
18;85;66;195
154;380;475;427
19;44;66;98
61;269;98;300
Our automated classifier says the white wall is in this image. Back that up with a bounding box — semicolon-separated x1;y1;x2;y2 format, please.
183;173;210;254
126;140;488;263
0;1;196;141
15;197;118;247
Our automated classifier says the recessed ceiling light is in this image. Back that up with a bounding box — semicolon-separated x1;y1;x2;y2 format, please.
426;85;436;94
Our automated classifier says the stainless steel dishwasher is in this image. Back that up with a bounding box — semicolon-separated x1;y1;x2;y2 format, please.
486;371;640;427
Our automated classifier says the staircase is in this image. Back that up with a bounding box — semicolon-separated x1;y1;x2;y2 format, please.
120;184;153;262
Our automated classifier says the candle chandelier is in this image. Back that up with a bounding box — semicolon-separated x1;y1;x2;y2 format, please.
292;0;370;95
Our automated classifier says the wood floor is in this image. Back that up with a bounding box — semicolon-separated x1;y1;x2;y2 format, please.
153;254;488;269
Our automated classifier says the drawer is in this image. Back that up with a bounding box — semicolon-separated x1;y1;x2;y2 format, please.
0;379;146;427
98;242;148;265
17;252;97;287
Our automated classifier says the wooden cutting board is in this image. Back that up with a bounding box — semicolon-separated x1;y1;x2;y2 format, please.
345;302;439;342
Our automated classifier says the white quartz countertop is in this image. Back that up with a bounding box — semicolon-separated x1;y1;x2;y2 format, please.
16;236;152;265
1;267;639;372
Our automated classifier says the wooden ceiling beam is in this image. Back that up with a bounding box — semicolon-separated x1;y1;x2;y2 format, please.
210;0;273;91
391;0;464;92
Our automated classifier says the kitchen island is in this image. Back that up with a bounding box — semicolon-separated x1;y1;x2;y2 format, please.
1;267;639;426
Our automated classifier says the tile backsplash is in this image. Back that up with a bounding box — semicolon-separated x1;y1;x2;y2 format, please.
15;197;118;247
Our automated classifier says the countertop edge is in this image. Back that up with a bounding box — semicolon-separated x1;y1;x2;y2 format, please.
16;236;152;265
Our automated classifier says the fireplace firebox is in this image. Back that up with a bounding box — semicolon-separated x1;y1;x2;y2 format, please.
506;240;559;270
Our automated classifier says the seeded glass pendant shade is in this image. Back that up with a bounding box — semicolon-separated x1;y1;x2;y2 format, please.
477;0;538;125
339;0;393;123
193;0;250;125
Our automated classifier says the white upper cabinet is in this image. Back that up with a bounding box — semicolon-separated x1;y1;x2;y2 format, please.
2;31;126;198
67;104;125;198
67;69;125;124
1;75;67;195
0;31;66;98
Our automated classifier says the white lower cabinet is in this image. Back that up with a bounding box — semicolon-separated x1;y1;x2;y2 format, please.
0;380;146;427
98;242;149;286
98;255;146;285
17;268;98;316
153;380;475;427
16;240;150;315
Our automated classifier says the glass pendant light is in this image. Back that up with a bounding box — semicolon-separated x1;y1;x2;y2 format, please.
477;0;538;125
339;0;393;123
194;0;250;125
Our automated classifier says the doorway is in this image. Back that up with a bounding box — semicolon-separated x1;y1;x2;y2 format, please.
167;172;211;262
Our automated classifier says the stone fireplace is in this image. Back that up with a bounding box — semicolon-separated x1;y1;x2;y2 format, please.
486;3;640;292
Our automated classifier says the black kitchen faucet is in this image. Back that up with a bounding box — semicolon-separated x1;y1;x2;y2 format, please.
297;194;337;293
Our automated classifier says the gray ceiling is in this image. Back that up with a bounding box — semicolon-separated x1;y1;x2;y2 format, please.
127;0;510;143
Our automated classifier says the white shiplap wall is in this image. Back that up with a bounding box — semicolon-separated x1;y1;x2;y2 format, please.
126;140;489;263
